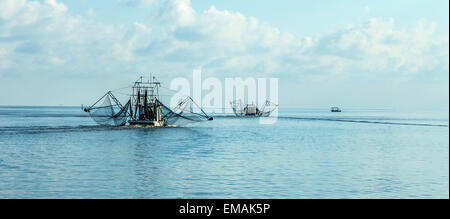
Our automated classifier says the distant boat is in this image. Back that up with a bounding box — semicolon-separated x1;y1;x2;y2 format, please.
230;100;278;117
331;107;342;112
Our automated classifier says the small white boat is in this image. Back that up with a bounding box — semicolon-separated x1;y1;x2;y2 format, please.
331;107;342;112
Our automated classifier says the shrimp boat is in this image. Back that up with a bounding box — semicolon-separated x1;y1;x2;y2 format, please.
331;107;342;113
83;76;213;127
230;100;278;117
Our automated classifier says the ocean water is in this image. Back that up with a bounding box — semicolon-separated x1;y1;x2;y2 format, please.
0;106;448;199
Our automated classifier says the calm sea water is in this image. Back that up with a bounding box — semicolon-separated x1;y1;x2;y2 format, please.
0;106;448;199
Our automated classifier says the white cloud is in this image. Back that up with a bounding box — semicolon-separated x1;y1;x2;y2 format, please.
48;56;66;65
113;22;153;61
117;0;156;7
309;18;448;75
0;0;67;27
0;48;6;56
87;8;95;16
0;0;127;76
134;1;447;80
1;0;448;79
157;0;195;27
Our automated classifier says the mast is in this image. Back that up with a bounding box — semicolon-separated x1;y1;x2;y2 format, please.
144;89;148;120
136;90;140;120
130;75;162;124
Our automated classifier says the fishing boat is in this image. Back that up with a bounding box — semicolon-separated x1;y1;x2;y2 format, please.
230;100;278;117
331;107;342;112
83;76;213;127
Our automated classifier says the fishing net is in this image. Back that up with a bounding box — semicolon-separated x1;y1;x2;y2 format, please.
230;100;246;116
86;93;130;126
156;97;212;126
258;100;278;117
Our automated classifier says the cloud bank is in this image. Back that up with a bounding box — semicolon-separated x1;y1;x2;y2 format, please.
0;0;448;108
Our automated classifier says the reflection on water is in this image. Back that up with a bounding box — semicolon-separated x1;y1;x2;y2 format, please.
0;106;448;198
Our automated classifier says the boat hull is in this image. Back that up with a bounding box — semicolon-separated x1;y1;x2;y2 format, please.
128;120;165;127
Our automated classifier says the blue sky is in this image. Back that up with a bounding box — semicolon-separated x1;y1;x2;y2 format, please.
0;0;448;109
59;0;450;36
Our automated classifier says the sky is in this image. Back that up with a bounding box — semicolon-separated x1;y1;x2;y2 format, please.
0;0;448;109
